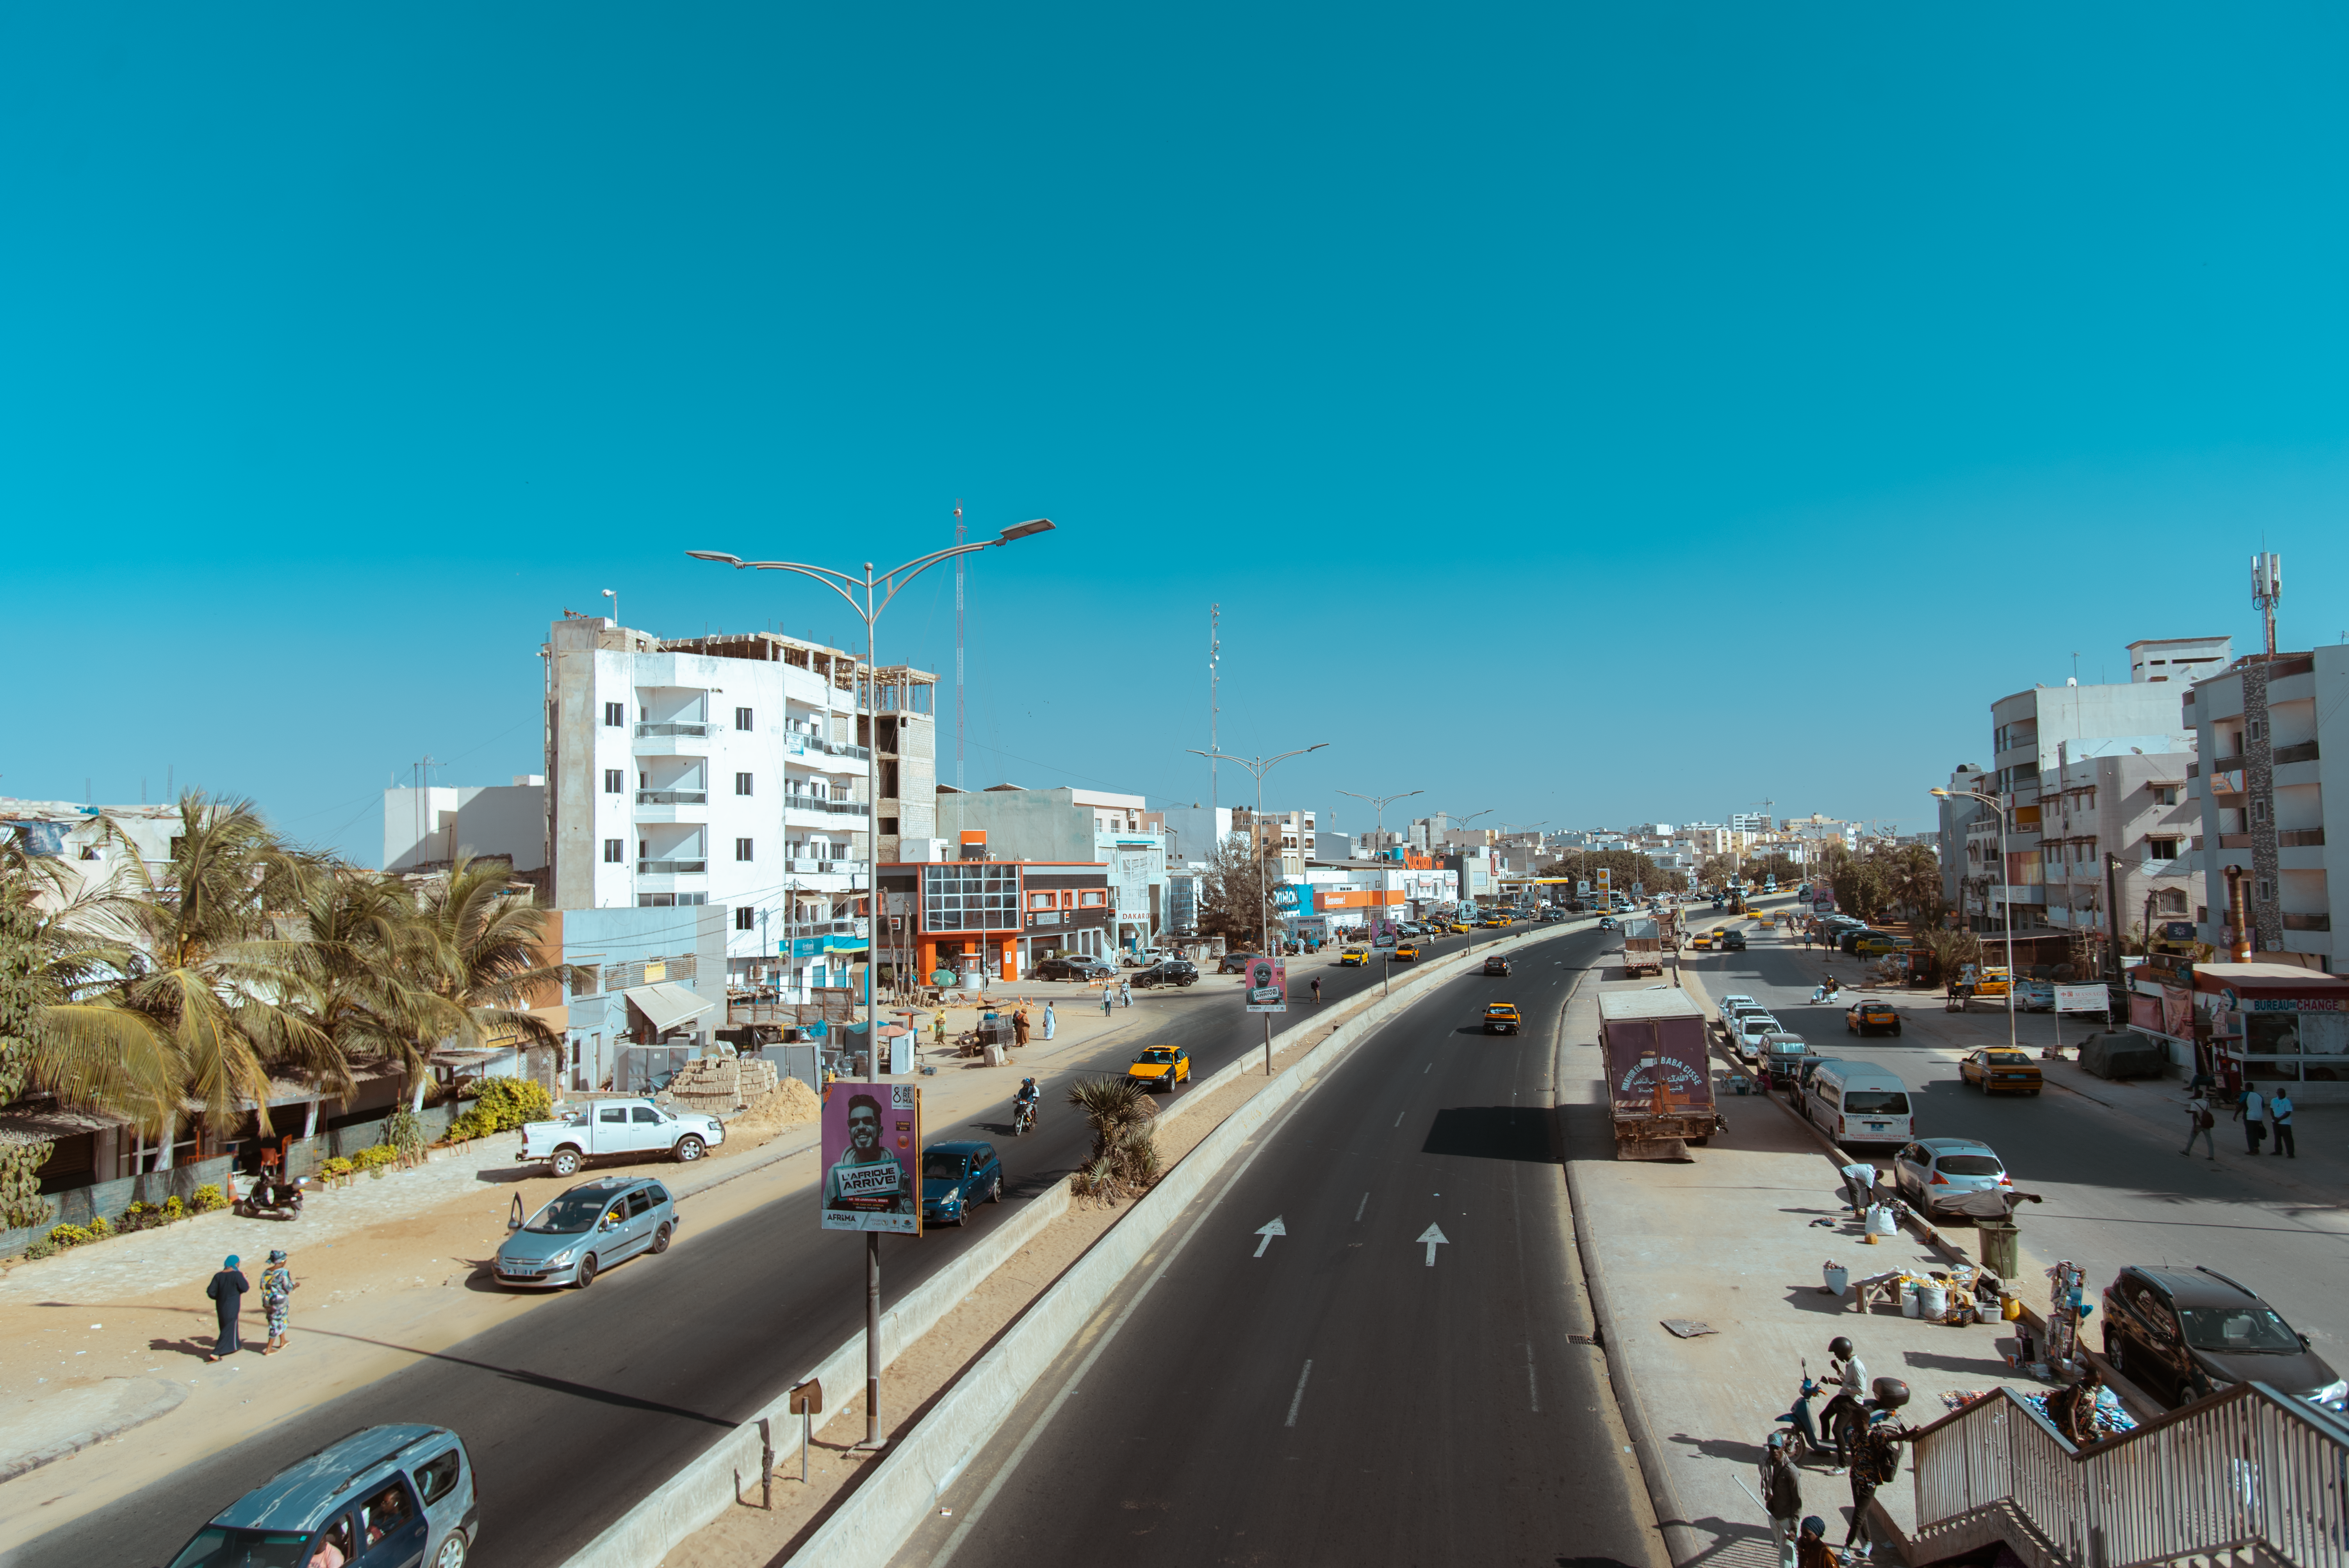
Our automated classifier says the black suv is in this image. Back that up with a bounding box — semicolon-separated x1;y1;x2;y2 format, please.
1034;954;1116;982
1483;955;1511;976
1130;959;1198;989
2099;1265;2344;1408
1216;950;1261;974
1718;930;1747;951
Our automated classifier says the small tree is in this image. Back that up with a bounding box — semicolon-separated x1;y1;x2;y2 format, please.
1198;834;1269;946
1065;1077;1158;1204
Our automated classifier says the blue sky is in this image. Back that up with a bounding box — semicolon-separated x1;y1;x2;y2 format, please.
9;4;2349;859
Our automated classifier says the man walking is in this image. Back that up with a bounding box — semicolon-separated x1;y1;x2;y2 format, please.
1101;986;1114;1017
2182;1087;2218;1160
2269;1088;2296;1157
1759;1431;1804;1568
1012;1007;1031;1048
1311;975;1322;1003
2237;1083;2267;1155
1042;1001;1056;1041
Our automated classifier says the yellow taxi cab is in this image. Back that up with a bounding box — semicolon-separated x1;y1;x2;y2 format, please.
1690;930;1715;951
1395;942;1422;961
1482;1002;1521;1035
1959;1048;2043;1096
1449;921;1475;934
1964;966;2012;998
1125;1046;1192;1093
1338;946;1370;967
1482;914;1511;928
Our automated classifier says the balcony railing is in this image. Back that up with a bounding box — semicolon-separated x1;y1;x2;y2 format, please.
2276;739;2322;766
2282;827;2328;848
637;790;707;805
637;859;707;875
2285;912;2333;932
636;722;708;738
786;734;872;763
785;796;870;818
784;858;841;874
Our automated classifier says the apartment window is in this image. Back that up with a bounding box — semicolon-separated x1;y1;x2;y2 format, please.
735;772;754;796
2258;877;2276;903
1028;891;1057;911
2197;905;2208;924
603;839;624;864
2251;797;2271;825
2147;837;2180;859
2152;784;2180;806
604;701;625;728
735;906;756;931
736;837;755;862
1078;889;1108;908
604;769;624;795
735;706;754;730
2249;716;2268;743
879;817;900;835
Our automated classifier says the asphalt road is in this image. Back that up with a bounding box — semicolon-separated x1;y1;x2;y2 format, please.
26;919;1560;1568
1681;914;2349;1386
892;923;1656;1568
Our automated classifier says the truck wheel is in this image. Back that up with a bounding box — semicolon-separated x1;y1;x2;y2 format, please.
551;1147;583;1178
575;1254;598;1288
674;1135;706;1163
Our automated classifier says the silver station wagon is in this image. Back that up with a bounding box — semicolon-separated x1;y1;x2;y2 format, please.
494;1174;679;1288
165;1422;477;1567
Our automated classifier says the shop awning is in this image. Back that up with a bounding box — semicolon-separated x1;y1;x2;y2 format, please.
624;982;718;1034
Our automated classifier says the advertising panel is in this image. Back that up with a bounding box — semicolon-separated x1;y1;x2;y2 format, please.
1243;954;1287;1013
819;1081;921;1235
2053;984;2108;1015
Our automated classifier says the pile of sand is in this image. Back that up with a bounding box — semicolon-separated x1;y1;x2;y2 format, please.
727;1076;822;1143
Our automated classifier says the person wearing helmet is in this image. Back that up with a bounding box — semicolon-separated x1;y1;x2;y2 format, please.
1012;1076;1040;1135
1818;1336;1869;1471
1843;1378;1917;1550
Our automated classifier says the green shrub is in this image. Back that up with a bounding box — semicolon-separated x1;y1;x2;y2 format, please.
319;1156;356;1180
121;1201;169;1231
353;1145;399;1171
189;1184;229;1213
163;1195;187;1221
24;1237;57;1260
445;1106;497;1142
467;1077;552;1133
82;1215;114;1240
382;1108;425;1158
46;1222;91;1248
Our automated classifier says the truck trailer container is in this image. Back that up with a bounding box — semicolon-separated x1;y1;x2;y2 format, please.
1620;916;1666;978
1598;987;1725;1161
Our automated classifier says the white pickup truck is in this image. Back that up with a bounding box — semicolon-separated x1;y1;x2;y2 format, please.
519;1098;727;1178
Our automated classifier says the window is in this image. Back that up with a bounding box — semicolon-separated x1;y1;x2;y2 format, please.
1078;889;1107;908
736;837;755;862
603;839;624;864
2147;837;2180;859
631;1108;662;1126
605;701;626;727
415;1451;462;1507
1028;891;1057;911
735;706;754;730
2158;889;2189;914
2249;716;2268;743
604;769;624;795
922;862;1021;932
599;1106;626;1125
735;772;754;796
2153;784;2180;806
2258;878;2275;903
2252;797;2271;825
735;906;756;930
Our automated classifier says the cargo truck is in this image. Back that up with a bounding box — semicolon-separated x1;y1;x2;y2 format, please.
1598;988;1726;1161
1620;915;1666;978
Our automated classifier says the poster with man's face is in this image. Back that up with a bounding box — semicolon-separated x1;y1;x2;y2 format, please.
1244;955;1287;1013
820;1081;921;1234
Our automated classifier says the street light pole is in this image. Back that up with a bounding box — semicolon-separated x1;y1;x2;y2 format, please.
1932;787;2018;1056
1338;788;1421;932
690;517;1054;1453
1187;742;1328;1074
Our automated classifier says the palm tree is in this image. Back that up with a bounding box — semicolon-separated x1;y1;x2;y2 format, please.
399;857;585;1110
279;867;445;1108
1064;1076;1159;1201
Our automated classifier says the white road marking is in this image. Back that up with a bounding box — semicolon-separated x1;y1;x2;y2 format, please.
1394;1111;1405;1127
1285;1359;1314;1427
1354;1192;1368;1222
1526;1342;1540;1412
1417;1223;1450;1266
1254;1217;1287;1257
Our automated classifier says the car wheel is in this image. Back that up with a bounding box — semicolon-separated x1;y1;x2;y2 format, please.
956;1204;970;1228
1893;1024;1902;1035
575;1254;598;1289
650;1222;672;1254
675;1135;706;1163
989;1174;1004;1205
434;1531;470;1568
2105;1331;2125;1373
551;1147;583;1178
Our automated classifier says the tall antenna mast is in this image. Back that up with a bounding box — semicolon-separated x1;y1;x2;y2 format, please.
1209;604;1221;817
954;499;966;791
2253;551;2282;659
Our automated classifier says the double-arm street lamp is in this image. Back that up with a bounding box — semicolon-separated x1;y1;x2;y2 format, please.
1186;742;1327;1075
1930;785;2019;1055
1337;788;1421;860
690;517;1053;1452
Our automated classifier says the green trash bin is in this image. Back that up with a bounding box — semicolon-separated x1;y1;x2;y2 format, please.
1977;1217;2020;1281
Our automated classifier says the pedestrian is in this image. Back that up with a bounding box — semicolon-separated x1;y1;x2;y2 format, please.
205;1254;249;1361
1311;975;1322;1003
1042;1001;1056;1041
1839;1161;1878;1220
933;1012;948;1047
1818;1336;1869;1469
1119;979;1132;1008
1759;1431;1804;1568
260;1249;298;1354
2237;1083;2267;1155
1101;986;1114;1017
1796;1516;1839;1568
2181;1088;2218;1160
1844;1399;1918;1550
2269;1088;2296;1157
1012;1007;1030;1047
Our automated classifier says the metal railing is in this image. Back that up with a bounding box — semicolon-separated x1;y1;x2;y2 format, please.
784;796;869;817
636;790;707;805
2276;740;2322;766
637;859;707;875
1912;1381;2349;1568
786;734;871;763
636;722;709;738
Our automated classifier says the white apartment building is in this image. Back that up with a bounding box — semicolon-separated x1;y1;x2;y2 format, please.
542;616;938;999
2035;750;2199;943
382;778;546;874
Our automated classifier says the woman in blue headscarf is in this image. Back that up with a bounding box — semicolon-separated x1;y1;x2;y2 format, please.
205;1255;249;1360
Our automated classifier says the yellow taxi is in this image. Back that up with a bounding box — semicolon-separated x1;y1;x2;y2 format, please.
1959;1048;2043;1096
1395;942;1422;961
1482;1002;1522;1035
1449;920;1475;934
1482;914;1511;928
1125;1046;1192;1093
1338;946;1370;967
1690;930;1716;951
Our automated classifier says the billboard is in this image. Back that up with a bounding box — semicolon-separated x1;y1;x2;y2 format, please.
820;1081;922;1235
1243;954;1287;1013
2054;984;2109;1015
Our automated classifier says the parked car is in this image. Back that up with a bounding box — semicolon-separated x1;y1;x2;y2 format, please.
164;1424;477;1568
1038;954;1119;981
1449;920;1476;934
2100;1265;2346;1409
1125;1045;1192;1092
1483;955;1511;976
519;1098;725;1178
1130;959;1198;988
1539;909;1564;922
920;1140;1005;1228
1718;930;1747;951
1845;1001;1903;1038
1338;946;1370;967
1216;950;1262;973
1734;1013;1784;1057
496;1175;679;1288
1959;1047;2043;1094
2014;978;2056;1012
1716;993;1757;1026
1483;1003;1522;1035
1852;933;1909;957
1891;1138;2010;1219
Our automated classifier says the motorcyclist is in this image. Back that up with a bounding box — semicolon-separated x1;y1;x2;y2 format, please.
1012;1076;1039;1132
1817;1336;1869;1471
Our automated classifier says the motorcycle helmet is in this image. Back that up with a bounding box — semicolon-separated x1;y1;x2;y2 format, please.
1870;1376;1912;1411
1829;1336;1854;1359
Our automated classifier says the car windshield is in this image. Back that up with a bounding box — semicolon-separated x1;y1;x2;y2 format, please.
1984;1051;2032;1065
922;1154;968;1179
1843;1091;1911;1115
526;1190;618;1234
1935;1155;2003;1176
168;1527;312;1567
2179;1305;2303;1354
1137;1049;1174;1063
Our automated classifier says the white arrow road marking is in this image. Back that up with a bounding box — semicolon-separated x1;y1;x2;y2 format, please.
1254;1217;1287;1257
1417;1223;1449;1266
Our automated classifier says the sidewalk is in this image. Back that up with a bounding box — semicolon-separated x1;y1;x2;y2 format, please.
1566;963;2051;1564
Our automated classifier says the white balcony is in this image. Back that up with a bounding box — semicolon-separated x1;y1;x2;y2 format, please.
635;722;711;757
784;795;870;823
634;789;708;825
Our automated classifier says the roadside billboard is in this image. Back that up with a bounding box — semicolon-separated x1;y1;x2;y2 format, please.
1243;954;1287;1013
2054;984;2109;1016
819;1081;922;1235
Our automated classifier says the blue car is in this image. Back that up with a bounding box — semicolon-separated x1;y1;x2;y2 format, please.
493;1175;679;1289
166;1423;477;1568
922;1140;1005;1228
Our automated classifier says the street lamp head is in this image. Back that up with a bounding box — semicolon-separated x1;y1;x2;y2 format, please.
996;518;1055;543
1929;788;1950;798
685;550;747;568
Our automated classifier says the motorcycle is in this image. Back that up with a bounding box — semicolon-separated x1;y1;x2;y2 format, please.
234;1175;309;1221
1811;982;1842;1004
1012;1099;1036;1137
1774;1360;1833;1458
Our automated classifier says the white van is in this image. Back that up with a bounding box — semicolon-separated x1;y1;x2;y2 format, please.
1805;1060;1915;1147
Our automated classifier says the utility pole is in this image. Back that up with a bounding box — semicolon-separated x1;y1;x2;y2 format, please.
1337;789;1421;859
2103;851;2126;984
1187;741;1328;1076
1208;606;1221;817
954;501;966;792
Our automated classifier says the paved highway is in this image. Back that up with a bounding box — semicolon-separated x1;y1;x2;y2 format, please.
892;923;1656;1568
24;919;1559;1568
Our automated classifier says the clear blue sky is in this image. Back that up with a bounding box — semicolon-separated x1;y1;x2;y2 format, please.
9;4;2349;859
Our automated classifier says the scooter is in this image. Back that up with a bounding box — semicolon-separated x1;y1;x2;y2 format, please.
1774;1359;1834;1458
1811;981;1843;1004
234;1175;309;1221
